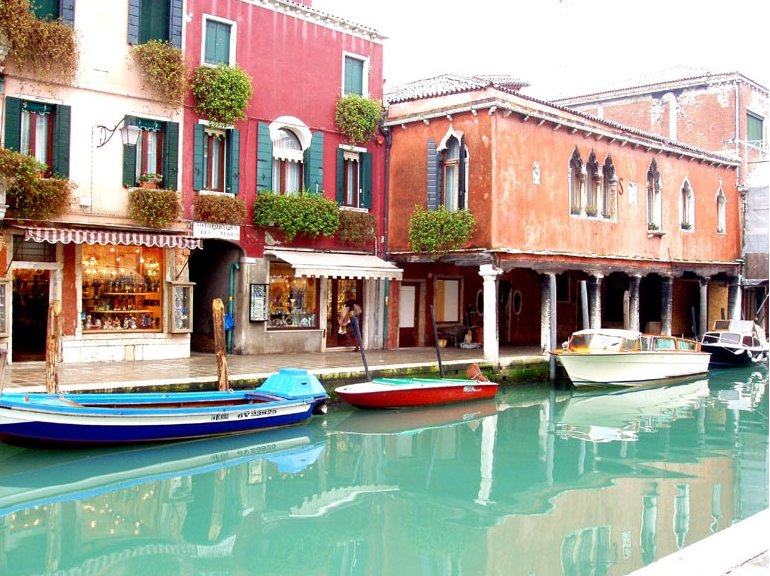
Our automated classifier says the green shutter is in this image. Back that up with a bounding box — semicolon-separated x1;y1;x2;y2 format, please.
256;122;272;192
163;121;179;190
193;124;204;191
360;151;372;209
303;131;324;194
169;0;183;48
52;104;71;178
140;0;169;43
127;0;140;44
123;143;137;187
336;148;344;204
344;56;364;95
4;97;22;151
226;128;240;194
32;0;58;20
205;20;230;65
427;139;439;210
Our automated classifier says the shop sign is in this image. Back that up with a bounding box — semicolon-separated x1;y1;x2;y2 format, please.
192;222;241;240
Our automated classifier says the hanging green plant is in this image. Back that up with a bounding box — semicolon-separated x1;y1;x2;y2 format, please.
128;188;180;228
190;64;253;126
0;0;79;84
337;209;375;248
334;94;383;145
253;191;339;241
131;40;187;109
409;206;476;256
194;193;246;225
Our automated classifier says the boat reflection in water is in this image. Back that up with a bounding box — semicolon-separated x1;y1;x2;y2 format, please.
0;369;766;576
553;378;711;442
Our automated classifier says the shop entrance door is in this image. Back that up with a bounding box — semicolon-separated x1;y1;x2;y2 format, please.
326;279;362;349
398;282;419;347
12;269;50;362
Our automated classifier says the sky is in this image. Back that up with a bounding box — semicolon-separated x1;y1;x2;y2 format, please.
313;0;770;99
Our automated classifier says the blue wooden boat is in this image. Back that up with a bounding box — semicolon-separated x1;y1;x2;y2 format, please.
0;367;329;447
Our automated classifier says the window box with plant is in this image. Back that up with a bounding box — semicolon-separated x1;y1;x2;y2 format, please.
190;64;253;126
337;209;375;248
409;206;476;256
0;148;73;220
194;193;246;225
137;172;163;189
335;94;383;146
253;191;339;241
128;188;180;228
131;40;187;110
680;222;692;231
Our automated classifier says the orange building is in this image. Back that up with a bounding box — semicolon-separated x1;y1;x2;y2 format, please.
383;75;742;359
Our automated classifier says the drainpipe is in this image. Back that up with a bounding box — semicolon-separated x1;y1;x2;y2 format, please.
381;121;392;346
227;261;240;354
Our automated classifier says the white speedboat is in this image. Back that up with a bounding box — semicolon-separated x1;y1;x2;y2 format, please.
700;319;769;367
550;328;711;387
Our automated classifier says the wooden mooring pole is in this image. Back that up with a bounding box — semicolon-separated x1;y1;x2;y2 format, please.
45;300;62;394
212;298;228;391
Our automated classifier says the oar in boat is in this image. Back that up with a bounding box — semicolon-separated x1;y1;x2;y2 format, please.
350;316;371;382
429;304;445;378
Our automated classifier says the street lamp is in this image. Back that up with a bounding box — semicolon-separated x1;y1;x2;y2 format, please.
96;118;142;148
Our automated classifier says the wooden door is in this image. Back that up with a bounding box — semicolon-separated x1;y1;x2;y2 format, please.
398;282;419;347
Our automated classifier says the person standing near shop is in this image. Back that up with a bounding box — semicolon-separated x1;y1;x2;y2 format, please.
338;290;362;350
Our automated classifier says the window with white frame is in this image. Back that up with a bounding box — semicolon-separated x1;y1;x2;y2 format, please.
272;128;304;195
342;151;359;207
747;112;764;149
646;158;662;230
716;187;726;233
437;132;468;212
20;101;53;174
569;148;583;215
343;53;368;96
585;151;599;216
202;15;236;66
203;126;227;192
680;179;695;230
435;278;460;323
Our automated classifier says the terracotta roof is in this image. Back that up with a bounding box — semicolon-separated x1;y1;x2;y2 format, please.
384;74;529;104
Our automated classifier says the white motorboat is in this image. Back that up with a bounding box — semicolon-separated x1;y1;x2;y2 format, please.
700;319;769;367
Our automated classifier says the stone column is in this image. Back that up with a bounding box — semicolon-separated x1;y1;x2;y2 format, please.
540;273;555;354
661;276;673;335
699;277;709;336
629;274;641;332
479;264;502;363
589;274;603;329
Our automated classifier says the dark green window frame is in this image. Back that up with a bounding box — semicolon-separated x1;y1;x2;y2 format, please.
122;117;179;190
343;56;364;96
204;19;232;65
747;112;764;146
127;0;183;48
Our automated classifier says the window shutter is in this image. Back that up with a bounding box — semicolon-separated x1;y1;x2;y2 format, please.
336;148;344;204
226;128;240;194
193;124;204;191
163;121;179;190
169;0;183;48
427;139;439;210
303;131;324;194
52;104;71;178
360;151;372;209
127;0;140;44
123;143;137;187
458;135;467;209
3;97;22;151
256;122;273;192
60;0;75;25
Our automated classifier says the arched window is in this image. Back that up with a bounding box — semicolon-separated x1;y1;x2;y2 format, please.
716;187;726;233
585;151;600;216
272;128;303;195
680;179;694;231
436;130;468;211
569;148;583;215
601;154;617;219
646;158;662;230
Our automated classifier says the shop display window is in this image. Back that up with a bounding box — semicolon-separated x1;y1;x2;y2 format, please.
81;245;163;332
168;282;193;333
268;263;318;329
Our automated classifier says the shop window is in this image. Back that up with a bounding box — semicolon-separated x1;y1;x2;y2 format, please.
81;245;163;332
13;237;56;262
435;278;460;323
268;263;319;329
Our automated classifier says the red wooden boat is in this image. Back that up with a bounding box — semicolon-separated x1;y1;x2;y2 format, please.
334;376;498;409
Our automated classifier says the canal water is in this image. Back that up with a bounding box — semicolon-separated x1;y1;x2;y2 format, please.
0;366;766;576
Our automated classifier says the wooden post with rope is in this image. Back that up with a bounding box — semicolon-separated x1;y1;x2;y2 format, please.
212;298;228;391
45;300;62;394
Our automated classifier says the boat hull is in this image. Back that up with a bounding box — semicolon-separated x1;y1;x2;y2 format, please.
335;378;498;409
701;343;768;367
553;351;711;386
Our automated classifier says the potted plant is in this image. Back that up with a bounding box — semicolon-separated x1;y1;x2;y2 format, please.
0;148;72;220
138;172;163;189
131;40;187;109
335;94;383;145
190;64;253;126
128;188;180;228
337;209;375;248
253;191;339;241
408;206;476;257
194;193;246;225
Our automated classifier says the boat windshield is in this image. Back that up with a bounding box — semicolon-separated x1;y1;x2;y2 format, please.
570;332;626;351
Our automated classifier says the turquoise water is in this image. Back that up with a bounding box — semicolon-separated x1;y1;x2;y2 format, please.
0;366;766;575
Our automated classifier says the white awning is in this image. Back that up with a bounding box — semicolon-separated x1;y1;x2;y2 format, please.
266;249;403;280
22;227;202;249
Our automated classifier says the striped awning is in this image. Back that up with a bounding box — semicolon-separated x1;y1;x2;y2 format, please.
266;249;403;280
22;227;202;249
